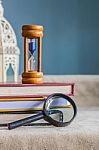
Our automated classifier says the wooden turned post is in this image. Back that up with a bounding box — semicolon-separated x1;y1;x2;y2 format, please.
24;37;28;73
22;25;44;84
38;37;42;72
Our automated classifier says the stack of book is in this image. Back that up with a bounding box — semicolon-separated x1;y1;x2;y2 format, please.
0;82;75;113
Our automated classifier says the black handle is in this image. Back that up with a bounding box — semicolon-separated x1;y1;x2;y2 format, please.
8;112;43;130
8;110;63;130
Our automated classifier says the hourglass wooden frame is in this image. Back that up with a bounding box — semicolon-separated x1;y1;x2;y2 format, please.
22;25;44;84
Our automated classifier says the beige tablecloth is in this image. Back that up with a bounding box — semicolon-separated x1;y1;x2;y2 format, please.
0;75;99;150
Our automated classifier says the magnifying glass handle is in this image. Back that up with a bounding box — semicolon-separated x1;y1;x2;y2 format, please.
8;110;63;130
8;112;43;130
0;123;8;127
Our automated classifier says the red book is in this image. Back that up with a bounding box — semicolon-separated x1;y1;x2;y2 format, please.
0;82;74;98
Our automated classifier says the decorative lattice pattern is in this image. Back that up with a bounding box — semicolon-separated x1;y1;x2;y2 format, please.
0;1;20;82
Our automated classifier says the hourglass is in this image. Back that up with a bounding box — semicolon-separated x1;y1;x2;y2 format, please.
22;25;44;84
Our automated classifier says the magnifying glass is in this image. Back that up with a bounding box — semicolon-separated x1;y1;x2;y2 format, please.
8;93;77;130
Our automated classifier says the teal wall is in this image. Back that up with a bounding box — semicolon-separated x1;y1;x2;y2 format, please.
3;0;99;74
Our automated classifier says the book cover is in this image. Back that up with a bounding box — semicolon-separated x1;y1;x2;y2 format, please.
0;82;74;97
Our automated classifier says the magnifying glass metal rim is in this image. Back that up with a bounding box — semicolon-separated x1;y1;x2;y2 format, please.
43;93;77;127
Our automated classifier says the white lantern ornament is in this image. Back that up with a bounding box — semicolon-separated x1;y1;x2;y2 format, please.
0;0;20;83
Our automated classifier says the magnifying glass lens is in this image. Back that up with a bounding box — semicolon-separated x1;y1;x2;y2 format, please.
45;95;75;123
